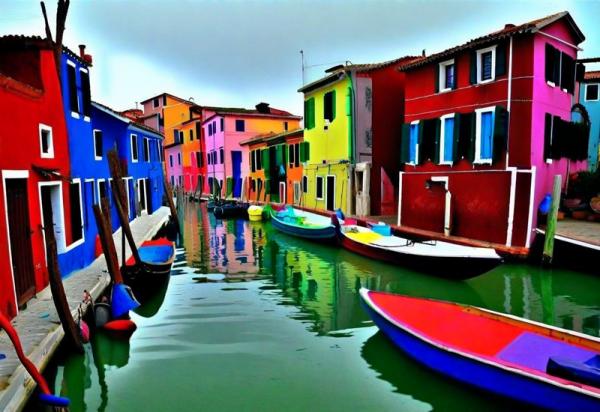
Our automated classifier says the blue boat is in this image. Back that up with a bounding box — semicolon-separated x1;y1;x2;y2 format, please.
360;288;600;411
122;238;175;300
270;206;336;240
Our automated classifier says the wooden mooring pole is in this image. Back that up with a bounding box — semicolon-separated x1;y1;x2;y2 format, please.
542;174;562;265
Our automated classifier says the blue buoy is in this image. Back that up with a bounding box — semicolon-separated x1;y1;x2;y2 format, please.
539;193;552;215
111;283;139;318
335;208;345;220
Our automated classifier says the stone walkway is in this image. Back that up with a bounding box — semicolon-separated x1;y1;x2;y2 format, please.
556;218;600;247
0;207;170;412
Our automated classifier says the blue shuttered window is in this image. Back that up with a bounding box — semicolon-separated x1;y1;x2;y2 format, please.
409;123;419;164
479;111;494;162
442;117;454;163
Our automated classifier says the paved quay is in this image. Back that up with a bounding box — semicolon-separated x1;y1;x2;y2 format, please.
555;218;600;247
0;207;170;412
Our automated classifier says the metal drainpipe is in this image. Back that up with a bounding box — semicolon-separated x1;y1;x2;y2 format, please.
506;36;513;167
348;71;357;215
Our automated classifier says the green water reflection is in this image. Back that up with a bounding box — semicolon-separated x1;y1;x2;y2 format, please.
33;202;600;411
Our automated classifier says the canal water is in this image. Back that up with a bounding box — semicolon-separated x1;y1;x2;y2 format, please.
31;202;600;411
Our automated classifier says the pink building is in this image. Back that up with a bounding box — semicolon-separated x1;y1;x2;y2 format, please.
204;103;301;197
165;144;183;188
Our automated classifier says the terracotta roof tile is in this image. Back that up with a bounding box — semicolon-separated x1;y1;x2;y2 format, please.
584;71;600;81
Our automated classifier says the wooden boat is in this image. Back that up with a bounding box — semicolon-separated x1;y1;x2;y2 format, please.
270;205;336;240
122;238;175;289
333;218;501;279
360;289;600;411
213;201;249;219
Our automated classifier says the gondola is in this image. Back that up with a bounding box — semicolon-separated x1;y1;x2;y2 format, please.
360;289;600;411
213;201;249;219
270;205;336;240
333;217;501;279
121;237;175;292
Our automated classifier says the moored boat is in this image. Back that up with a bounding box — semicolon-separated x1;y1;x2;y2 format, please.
270;205;336;240
121;238;175;291
213;201;249;219
333;218;501;279
360;288;600;411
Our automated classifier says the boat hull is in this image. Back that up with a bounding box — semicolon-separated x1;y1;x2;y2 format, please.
122;241;175;295
360;292;600;412
340;234;497;279
271;213;336;240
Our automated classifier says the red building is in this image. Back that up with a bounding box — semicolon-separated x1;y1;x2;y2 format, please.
397;12;586;249
0;36;78;318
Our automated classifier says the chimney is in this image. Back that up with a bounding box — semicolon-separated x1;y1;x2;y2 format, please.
504;23;516;30
79;44;86;58
422;49;426;57
255;102;271;114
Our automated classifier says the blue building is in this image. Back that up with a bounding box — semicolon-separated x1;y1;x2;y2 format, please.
58;46;165;277
581;71;600;171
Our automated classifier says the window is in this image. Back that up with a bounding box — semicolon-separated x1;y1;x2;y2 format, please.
189;129;194;141
294;143;300;167
250;150;256;172
39;124;54;158
475;108;494;164
178;153;181;165
284;121;288;131
439;114;455;164
153;97;159;108
93;129;103;160
256;149;262;170
409;122;419;164
69;180;83;242
302;175;308;193
586;84;599;101
304;98;315;129
477;46;496;83
170;175;175;186
66;62;79;115
98;179;107;201
324;90;336;122
438;59;455;92
179;130;184;143
131;134;138;162
143;138;150;162
235;119;245;132
169;154;173;167
196;152;202;167
219;147;224;163
220;118;224;131
316;176;324;200
179;176;183;187
288;144;295;167
80;69;91;118
158;141;164;162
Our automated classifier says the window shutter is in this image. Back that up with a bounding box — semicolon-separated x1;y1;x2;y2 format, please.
300;142;310;162
469;51;477;84
467;113;476;163
400;123;410;163
551;115;563;160
543;114;552;160
545;44;554;82
496;43;507;77
434;64;440;93
452;113;461;162
560;53;575;94
346;87;352;116
552;48;561;85
576;63;586;82
456;112;474;162
452;63;458;90
250;151;255;172
331;90;336;120
493;106;509;163
262;149;270;177
173;129;178;142
226;177;233;197
433;118;441;164
417;119;425;164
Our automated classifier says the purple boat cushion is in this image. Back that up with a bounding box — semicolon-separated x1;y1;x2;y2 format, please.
497;332;598;373
547;356;600;388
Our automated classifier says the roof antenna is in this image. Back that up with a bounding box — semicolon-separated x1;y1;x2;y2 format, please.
300;50;305;85
422;49;426;57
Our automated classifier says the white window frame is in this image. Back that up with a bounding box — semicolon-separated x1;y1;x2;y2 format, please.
39;123;54;159
79;67;90;122
325;174;336;211
439;113;455;165
144;137;150;162
438;59;455;93
66;60;80;119
474;106;495;165
67;177;85;248
315;175;324;200
38;181;67;257
476;45;497;84
93;129;102;160
585;83;599;101
96;178;107;203
407;120;420;166
130;134;139;163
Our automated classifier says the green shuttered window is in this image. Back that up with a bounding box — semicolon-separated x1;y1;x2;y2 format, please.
304;98;315;130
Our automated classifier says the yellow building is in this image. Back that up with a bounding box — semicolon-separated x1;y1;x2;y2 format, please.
298;72;353;214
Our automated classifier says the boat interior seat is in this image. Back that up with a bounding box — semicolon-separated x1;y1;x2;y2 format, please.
546;355;600;388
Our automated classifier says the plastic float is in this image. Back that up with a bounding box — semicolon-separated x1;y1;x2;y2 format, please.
360;289;600;411
248;205;263;221
0;312;70;408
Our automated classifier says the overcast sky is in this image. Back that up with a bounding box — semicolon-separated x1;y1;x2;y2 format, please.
2;1;600;115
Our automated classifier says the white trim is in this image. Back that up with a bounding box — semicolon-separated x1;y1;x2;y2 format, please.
325;174;336;211
360;288;600;400
397;171;403;226
65;178;85;251
137;178;148;214
93;129;102;160
505;167;517;246
476;45;497;84
279;181;286;204
122;176;133;218
439;113;455;165
130;134;139;163
525;166;536;248
474;106;495;164
39;123;54;159
438;59;455;93
585;83;599;101
144;137;150;162
315;175;324;200
536;30;583;51
1;170;30;315
535;229;600;252
431;176;451;236
96;178;107;204
38;181;67;259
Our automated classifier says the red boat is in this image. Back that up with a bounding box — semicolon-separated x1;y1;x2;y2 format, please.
360;289;600;411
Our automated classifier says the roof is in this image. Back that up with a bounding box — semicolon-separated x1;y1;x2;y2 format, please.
239;132;276;146
298;71;347;93
92;101;163;138
584;71;600;81
239;128;303;146
203;106;300;123
0;35;52;50
326;55;423;74
140;92;195;106
61;45;91;67
398;11;584;71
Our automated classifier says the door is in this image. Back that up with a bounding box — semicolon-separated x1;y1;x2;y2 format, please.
231;150;242;197
279;182;286;204
138;180;146;213
326;176;335;211
145;179;153;213
6;179;36;306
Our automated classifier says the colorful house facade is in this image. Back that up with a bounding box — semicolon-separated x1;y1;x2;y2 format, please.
204;103;300;199
397;12;587;248
580;71;600;171
0;36;75;317
239;134;269;201
263;129;306;204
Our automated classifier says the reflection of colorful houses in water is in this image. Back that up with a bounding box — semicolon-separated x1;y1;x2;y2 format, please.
207;219;261;274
